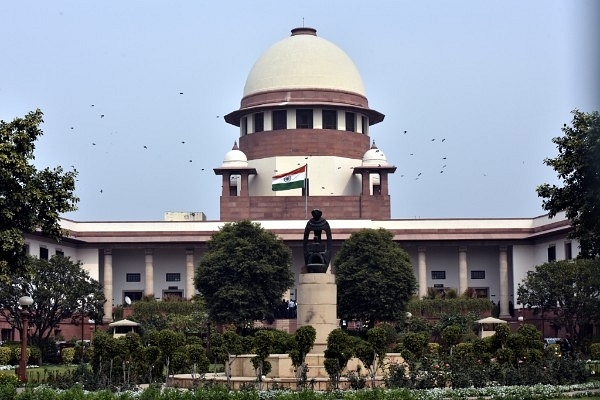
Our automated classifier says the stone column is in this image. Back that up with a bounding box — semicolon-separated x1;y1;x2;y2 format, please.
418;247;427;299
458;247;468;296
239;172;250;196
297;273;337;353
221;173;231;197
186;249;195;299
360;171;370;195
145;249;154;298
499;246;510;318
379;172;389;195
103;249;113;323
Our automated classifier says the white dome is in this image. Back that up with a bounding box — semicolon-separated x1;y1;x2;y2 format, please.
362;142;388;166
243;28;365;97
221;142;248;167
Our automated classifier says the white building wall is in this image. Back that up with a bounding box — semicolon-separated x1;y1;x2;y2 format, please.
248;156;363;197
112;249;145;305
76;248;101;281
466;246;501;300
153;248;188;298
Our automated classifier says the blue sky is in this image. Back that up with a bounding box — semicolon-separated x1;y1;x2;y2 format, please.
1;1;598;221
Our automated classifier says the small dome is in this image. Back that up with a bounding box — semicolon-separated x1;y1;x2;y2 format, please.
221;142;248;167
243;27;365;97
362;141;388;166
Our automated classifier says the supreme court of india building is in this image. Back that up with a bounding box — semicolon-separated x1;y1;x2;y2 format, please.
21;27;578;329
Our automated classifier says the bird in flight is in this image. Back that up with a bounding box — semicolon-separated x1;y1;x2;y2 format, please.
143;145;148;149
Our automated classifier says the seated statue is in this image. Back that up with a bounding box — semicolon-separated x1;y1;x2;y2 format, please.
303;209;332;273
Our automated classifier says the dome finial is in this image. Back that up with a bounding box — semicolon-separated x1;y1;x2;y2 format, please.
291;27;316;36
232;141;239;150
371;140;377;149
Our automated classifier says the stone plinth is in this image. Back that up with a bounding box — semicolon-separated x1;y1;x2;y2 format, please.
297;272;337;353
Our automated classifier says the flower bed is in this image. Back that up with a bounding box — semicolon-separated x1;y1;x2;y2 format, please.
2;381;600;400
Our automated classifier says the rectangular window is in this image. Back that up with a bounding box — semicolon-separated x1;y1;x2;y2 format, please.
272;110;287;130
471;287;489;298
322;110;337;129
254;113;264;133
564;242;572;260
296;109;313;129
471;270;485;279
163;290;183;300
126;273;141;282
431;271;446;280
548;245;556;262
55;250;64;257
242;117;248;135
39;247;49;260
345;112;355;132
166;273;181;282
123;291;143;303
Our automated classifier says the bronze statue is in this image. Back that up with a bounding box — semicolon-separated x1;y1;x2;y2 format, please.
303;209;332;273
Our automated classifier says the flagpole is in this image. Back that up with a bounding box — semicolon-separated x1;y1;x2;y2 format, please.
304;163;308;219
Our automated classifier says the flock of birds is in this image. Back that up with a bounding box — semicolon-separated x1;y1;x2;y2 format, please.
66;93;217;195
62;96;491;199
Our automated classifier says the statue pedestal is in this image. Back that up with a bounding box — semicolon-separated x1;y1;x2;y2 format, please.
297;273;337;353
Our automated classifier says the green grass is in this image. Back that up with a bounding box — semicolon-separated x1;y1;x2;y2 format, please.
6;364;82;383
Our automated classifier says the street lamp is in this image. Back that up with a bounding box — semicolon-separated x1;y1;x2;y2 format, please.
17;295;34;382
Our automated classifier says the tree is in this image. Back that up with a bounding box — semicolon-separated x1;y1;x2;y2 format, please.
517;259;600;342
251;329;274;387
323;328;356;389
354;325;391;387
537;110;600;258
0;255;105;357
334;228;417;326
208;330;247;389
194;220;294;328
288;325;316;388
0;109;78;276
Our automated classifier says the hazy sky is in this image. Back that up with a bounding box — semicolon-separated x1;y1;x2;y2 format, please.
1;1;598;222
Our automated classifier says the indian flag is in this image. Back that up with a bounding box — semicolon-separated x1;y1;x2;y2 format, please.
272;165;307;191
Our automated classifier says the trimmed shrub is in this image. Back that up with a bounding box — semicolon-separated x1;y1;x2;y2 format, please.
62;347;76;364
0;346;11;365
591;343;600;360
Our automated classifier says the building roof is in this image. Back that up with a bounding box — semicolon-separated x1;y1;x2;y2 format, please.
55;212;571;245
243;27;365;98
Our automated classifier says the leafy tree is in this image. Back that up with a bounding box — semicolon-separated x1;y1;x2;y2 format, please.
334;228;417;326
0;255;105;358
537;110;600;258
0;109;78;276
401;332;429;359
354;325;390;387
208;330;247;389
441;325;462;353
194;220;294;328
251;329;274;385
288;325;316;388
517;259;600;342
492;323;511;350
323;328;356;389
